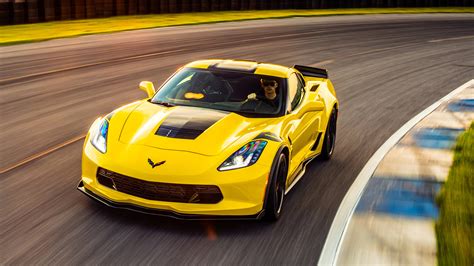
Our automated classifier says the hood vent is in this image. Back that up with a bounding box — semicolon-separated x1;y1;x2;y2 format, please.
155;107;228;139
156;125;205;139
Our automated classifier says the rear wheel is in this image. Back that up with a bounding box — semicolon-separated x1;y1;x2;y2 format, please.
321;108;337;160
263;153;288;221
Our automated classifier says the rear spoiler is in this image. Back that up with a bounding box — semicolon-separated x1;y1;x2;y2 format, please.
293;65;328;79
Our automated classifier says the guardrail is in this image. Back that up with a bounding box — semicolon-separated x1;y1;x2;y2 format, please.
1;0;472;25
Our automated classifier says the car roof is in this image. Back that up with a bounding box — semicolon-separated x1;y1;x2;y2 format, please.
184;59;293;78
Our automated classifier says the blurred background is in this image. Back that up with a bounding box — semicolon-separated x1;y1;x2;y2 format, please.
1;0;472;24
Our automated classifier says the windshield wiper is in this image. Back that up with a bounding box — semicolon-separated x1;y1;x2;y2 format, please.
151;101;175;107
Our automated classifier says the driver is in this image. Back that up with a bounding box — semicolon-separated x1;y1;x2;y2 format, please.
260;78;279;107
242;78;280;113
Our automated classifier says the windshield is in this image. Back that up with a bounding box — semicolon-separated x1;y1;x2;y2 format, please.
151;68;286;116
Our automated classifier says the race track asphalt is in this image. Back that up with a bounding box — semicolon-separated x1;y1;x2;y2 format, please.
1;14;473;265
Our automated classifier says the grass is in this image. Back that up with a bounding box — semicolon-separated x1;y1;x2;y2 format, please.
436;122;474;266
1;7;473;45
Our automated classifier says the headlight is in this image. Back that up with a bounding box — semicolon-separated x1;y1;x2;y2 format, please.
218;140;267;171
91;116;110;153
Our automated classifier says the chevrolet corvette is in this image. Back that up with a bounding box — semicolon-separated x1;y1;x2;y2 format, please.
78;59;338;221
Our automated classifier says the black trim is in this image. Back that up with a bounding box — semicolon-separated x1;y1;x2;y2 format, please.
77;181;264;220
294;65;328;79
311;132;323;151
254;132;282;142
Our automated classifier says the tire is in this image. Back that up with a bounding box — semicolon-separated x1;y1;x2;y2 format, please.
321;108;337;160
263;153;288;221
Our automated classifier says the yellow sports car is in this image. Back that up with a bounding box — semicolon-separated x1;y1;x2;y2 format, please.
78;59;338;221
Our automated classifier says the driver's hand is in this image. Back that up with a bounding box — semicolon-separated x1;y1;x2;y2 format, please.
247;93;257;100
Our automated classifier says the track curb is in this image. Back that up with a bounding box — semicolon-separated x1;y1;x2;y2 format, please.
318;79;474;265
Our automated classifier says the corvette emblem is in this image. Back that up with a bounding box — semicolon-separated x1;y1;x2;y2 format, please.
148;158;166;168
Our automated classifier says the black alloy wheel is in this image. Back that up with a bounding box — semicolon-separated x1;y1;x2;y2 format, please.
263;153;288;221
322;108;337;160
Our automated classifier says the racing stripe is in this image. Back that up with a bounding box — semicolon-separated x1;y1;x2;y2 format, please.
156;107;228;139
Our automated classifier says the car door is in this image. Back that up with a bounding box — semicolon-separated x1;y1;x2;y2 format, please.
285;73;323;182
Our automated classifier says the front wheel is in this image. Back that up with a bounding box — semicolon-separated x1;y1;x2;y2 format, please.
321;108;337;160
263;153;288;221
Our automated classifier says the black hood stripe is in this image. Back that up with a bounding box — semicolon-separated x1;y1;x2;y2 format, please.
156;107;228;139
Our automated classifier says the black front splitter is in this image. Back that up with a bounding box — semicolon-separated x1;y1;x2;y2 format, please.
77;181;265;220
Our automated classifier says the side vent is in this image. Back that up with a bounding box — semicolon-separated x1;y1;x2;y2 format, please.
310;84;320;92
311;132;323;151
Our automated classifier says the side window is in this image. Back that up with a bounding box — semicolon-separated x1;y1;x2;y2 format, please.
296;73;305;88
287;73;305;112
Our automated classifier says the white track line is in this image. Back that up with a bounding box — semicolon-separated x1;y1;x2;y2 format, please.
318;79;474;266
0;134;86;174
428;35;474;43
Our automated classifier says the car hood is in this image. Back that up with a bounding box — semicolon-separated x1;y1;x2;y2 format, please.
118;101;272;156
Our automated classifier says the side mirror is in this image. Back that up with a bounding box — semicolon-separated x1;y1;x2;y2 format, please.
139;81;156;98
298;100;324;117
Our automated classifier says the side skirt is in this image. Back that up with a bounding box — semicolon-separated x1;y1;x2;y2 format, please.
285;153;320;195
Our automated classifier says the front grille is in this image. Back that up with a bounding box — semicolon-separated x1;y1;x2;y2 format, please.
97;168;223;204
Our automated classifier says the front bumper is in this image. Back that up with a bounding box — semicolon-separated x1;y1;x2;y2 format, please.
80;137;280;218
77;181;265;220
